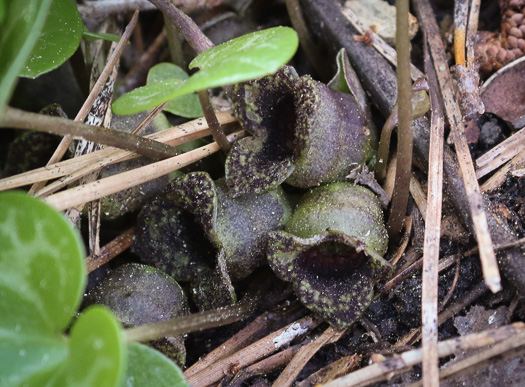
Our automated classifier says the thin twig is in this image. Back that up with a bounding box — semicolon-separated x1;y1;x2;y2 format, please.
30;10;139;193
198;90;230;152
296;354;362;387
466;0;481;62
410;330;525;386
0;111;236;191
186;316;322;386
481;148;525;192
421;32;445;387
125;299;262;343
323;322;525;387
341;8;424;81
184;301;306;378
0;107;180;161
148;0;214;54
34;103;169;198
86;227;136;273
454;0;469;67
273;326;344;387
395;282;489;348
476;126;525;179
43;131;245;211
414;0;501;293
438;254;461;313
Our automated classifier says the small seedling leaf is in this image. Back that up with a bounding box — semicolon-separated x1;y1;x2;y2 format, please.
48;306;126;387
147;63;203;118
0;0;52;116
112;26;298;115
125;343;189;387
20;0;83;79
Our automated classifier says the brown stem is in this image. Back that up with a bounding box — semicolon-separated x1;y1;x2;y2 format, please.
198;90;231;152
387;0;413;239
285;0;325;78
125;300;256;343
148;0;213;54
0;107;179;160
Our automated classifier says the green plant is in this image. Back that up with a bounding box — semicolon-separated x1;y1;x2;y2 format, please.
111;26;299;115
0;0;127;117
0;0;53;116
0;191;188;386
19;0;83;79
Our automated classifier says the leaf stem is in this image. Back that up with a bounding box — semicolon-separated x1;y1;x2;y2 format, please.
387;0;413;239
0;107;179;160
148;0;213;54
125;300;255;343
198;90;231;152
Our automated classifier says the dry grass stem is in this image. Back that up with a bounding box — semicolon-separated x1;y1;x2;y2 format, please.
296;354;361;387
409;176;428;221
0;112;236;191
453;0;468;67
467;0;482;62
481;148;525;192
184;301;305;378
274;326;344;387
395;282;489;348
323;322;525;387
420;38;445;387
410;331;525;387
43;131;245;211
185;316;322;386
476;126;525;178
390;216;413;266
341;8;424;81
86;227;135;274
416;0;501;293
30;10;139;193
125;300;262;343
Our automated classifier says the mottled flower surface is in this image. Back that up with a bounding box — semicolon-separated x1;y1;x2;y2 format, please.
226;66;376;196
268;183;392;329
134;172;292;309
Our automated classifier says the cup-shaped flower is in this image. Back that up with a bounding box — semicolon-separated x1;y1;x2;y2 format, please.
168;172;292;280
226;66;376;196
267;183;392;329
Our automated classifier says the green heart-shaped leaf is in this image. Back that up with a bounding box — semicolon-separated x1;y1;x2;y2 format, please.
112;26;298;115
0;191;85;385
0;0;52;116
48;306;126;387
124;343;188;387
146;63;203;118
20;0;83;78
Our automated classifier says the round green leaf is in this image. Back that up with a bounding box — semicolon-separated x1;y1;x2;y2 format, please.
0;334;67;386
112;26;298;115
0;191;86;334
112;79;185;115
0;191;85;385
147;63;203;118
20;0;83;79
147;63;189;83
125;343;188;387
0;0;5;24
190;26;298;73
0;0;52;116
49;306;126;387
